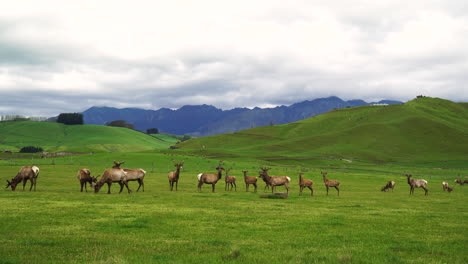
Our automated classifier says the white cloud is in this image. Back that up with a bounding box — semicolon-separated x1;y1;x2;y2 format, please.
0;0;467;116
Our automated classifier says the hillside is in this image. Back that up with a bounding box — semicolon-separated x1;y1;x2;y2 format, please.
82;96;401;136
175;97;468;163
0;122;172;152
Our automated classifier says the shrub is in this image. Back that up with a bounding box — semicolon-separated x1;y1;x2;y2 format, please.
57;113;84;125
19;146;44;153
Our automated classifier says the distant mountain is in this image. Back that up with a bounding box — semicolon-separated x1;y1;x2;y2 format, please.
82;96;402;136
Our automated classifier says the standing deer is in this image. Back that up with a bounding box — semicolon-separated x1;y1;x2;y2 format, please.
243;170;257;192
381;181;396;192
405;174;428;196
77;168;98;192
112;161;146;192
197;163;225;192
442;181;449;191
168;161;184;191
94;168;131;194
258;171;271;192
259;168;291;194
321;172;340;196
6;166;40;191
224;168;237;191
454;179;467;186
299;173;314;196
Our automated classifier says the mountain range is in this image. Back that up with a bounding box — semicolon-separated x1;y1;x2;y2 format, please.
82;96;402;136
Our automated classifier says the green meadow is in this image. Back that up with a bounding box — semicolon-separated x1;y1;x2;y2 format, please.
0;97;467;263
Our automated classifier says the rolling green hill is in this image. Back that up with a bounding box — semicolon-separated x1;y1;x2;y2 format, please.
0;121;172;152
176;97;468;162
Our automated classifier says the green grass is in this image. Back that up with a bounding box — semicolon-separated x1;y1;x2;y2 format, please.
0;122;173;152
0;153;467;263
175;97;468;163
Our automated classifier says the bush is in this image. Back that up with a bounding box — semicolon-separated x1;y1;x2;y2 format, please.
106;120;134;129
147;128;159;134
19;146;44;153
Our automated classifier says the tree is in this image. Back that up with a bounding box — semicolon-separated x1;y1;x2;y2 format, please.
106;120;134;129
147;128;159;134
19;146;43;153
57;113;84;125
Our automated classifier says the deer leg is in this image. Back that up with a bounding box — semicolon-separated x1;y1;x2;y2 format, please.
29;178;34;191
422;186;428;196
84;182;88;192
197;182;203;192
118;182;124;193
335;186;339;196
326;185;329;195
80;181;84;192
169;181;172;191
225;182;228;191
308;186;313;196
253;183;257;192
299;186;303;196
246;183;249;192
136;179;142;192
285;184;289;194
33;178;37;191
142;180;145;192
107;183;112;194
174;181;177;191
212;183;215;193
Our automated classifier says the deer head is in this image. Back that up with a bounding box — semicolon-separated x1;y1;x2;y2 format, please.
112;160;125;169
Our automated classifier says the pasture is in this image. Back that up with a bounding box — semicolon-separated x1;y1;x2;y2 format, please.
1;152;467;263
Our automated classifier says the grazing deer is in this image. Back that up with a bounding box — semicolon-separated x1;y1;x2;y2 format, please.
77;168;98;192
259;168;291;194
405;174;428;196
197;163;224;192
6;166;40;191
94;168;131;194
321;172;340;196
168;161;184;191
225;168;237;191
381;181;396;192
243;170;257;192
112;161;146;192
454;179;466;186
299;173;314;196
447;186;454;193
442;181;449;191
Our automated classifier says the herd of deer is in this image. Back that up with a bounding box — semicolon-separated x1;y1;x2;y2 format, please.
4;161;468;196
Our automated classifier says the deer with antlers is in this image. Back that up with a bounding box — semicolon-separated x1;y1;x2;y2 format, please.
405;174;428;196
243;170;257;192
112;161;146;192
168;160;184;191
321;172;340;196
197;162;224;192
5;166;40;191
259;167;291;194
94;168;131;194
224;167;237;191
77;168;98;192
299;173;314;196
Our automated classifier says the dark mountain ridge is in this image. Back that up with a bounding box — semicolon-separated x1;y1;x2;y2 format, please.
82;96;402;136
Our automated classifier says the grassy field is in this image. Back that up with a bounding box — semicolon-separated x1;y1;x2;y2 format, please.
0;122;172;152
0;152;467;264
0;97;467;263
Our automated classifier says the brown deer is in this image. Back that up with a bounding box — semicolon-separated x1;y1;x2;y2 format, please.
112;161;146;192
299;173;314;196
77;168;98;192
259;168;291;194
321;172;340;196
258;170;271;192
405;174;428;196
94;168;131;194
168;161;184;191
197;163;225;192
243;170;257;192
447;186;454;193
454;179;467;186
6;166;40;191
224;168;237;191
381;181;396;192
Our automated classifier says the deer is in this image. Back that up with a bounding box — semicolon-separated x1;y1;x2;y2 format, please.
258;171;271;192
321;172;340;196
243;170;257;192
112;161;146;192
168;161;184;191
6;166;40;191
381;181;396;192
77;168;98;192
259;167;291;194
224;168;237;191
405;174;428;196
94;168;131;194
442;181;449;191
197;162;224;192
447;186;454;193
454;179;466;186
299;173;314;196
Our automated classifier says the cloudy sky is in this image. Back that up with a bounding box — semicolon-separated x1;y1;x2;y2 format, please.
1;0;467;116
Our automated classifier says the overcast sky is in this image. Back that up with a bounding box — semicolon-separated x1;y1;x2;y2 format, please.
1;0;467;116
